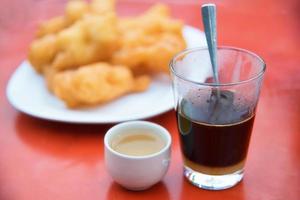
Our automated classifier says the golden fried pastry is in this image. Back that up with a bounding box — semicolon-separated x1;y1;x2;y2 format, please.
29;7;119;73
43;66;58;92
36;16;69;38
52;62;150;107
65;0;90;22
28;35;58;73
28;0;186;108
36;0;116;38
36;0;89;37
52;13;119;71
90;0;115;14
112;4;186;74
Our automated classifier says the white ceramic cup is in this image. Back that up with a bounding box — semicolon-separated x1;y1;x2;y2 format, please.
104;121;172;191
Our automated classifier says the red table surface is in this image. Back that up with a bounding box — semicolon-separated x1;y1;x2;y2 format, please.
0;0;300;199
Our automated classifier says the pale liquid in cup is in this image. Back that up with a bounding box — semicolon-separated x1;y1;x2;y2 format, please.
110;132;165;156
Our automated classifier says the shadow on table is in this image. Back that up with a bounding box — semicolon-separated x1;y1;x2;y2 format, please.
107;181;170;200
14;113;112;162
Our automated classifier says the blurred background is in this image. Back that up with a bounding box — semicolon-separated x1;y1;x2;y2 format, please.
0;1;299;199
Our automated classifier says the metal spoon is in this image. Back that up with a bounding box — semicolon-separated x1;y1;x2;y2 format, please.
201;4;219;84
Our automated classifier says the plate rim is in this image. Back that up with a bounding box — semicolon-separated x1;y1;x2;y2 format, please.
6;63;175;124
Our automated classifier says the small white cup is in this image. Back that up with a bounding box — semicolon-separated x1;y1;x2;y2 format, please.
104;121;171;191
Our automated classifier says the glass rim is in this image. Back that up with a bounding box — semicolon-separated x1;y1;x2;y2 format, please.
169;46;266;87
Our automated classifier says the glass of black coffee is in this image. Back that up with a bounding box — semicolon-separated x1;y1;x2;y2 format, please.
169;47;266;190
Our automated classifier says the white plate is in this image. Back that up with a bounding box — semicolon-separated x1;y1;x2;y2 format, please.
6;25;206;124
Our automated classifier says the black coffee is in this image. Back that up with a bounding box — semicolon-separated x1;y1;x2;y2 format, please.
176;89;255;174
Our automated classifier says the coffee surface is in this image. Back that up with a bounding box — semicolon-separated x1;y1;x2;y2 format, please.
111;132;165;156
179;89;253;125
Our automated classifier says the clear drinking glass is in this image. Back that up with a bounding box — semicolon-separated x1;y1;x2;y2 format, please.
169;46;266;190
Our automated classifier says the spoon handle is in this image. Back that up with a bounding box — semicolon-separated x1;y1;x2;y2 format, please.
201;4;219;84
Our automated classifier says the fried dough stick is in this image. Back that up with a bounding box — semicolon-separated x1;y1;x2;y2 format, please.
112;4;186;74
36;0;116;37
52;62;150;107
29;1;118;73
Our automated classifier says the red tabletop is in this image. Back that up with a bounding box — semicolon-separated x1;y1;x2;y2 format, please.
1;0;300;199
